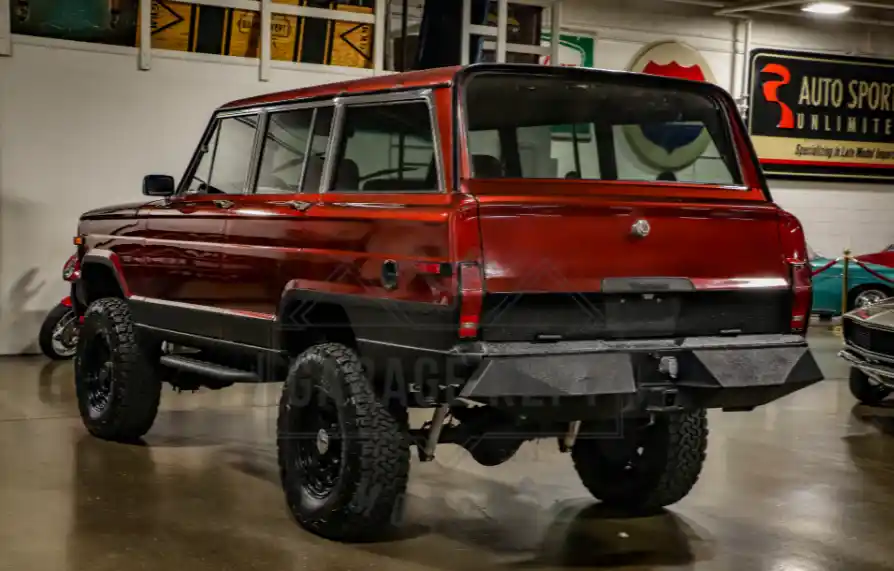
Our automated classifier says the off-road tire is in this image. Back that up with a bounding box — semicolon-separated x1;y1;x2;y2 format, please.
849;367;892;405
74;297;161;441
572;410;708;512
277;342;410;542
39;302;77;360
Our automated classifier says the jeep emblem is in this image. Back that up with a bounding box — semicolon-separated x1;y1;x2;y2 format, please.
631;219;651;238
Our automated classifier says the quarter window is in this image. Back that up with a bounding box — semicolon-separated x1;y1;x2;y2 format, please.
329;101;439;192
186;114;259;195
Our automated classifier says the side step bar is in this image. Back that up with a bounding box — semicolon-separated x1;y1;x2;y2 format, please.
160;354;260;383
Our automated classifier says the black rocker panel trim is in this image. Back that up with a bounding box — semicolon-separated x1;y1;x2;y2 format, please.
277;289;459;352
129;297;276;349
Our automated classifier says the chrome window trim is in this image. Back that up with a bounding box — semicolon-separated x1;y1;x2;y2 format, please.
296;108;318;194
322;88;446;194
245;109;269;195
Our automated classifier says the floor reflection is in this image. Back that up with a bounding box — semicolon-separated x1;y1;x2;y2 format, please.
2;329;894;570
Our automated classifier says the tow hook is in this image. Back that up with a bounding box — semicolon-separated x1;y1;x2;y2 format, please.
658;355;679;379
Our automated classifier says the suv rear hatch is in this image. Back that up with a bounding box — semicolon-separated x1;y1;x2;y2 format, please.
459;67;797;342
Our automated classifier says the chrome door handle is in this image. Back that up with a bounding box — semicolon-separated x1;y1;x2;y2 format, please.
213;199;234;209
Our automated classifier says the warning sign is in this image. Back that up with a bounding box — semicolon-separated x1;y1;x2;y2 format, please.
228;11;298;61
329;5;372;68
137;0;193;52
137;0;373;68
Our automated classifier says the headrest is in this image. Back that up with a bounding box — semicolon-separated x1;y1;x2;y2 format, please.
334;158;360;191
472;154;504;178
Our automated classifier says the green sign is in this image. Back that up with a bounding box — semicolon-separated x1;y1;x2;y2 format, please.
539;32;595;68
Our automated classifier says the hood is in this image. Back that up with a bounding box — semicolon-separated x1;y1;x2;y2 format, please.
80;200;156;219
844;298;894;325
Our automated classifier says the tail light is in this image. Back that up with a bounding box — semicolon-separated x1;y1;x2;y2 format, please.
62;255;81;282
458;262;484;339
778;210;812;334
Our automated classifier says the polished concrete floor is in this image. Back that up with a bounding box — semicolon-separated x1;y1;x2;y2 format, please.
3;328;894;571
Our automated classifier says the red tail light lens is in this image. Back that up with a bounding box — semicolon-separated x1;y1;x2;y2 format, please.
778;210;812;334
62;255;81;281
458;263;484;339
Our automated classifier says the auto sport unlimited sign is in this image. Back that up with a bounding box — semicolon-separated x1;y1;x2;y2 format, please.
749;49;894;182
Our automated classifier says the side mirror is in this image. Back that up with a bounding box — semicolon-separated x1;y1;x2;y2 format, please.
143;174;175;196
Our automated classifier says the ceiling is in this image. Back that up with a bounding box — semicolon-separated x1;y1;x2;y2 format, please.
663;0;894;26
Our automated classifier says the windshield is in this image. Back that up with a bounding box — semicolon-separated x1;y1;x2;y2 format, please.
807;244;823;260
464;72;743;186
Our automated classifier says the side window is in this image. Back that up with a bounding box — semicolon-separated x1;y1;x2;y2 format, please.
256;108;314;194
186;114;258;195
330;101;439;192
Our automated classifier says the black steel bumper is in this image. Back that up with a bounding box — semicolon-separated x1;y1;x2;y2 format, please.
455;334;823;416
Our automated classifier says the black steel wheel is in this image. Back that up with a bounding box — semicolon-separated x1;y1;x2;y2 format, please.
81;330;114;419
572;410;707;513
74;298;161;441
277;342;409;542
293;386;343;501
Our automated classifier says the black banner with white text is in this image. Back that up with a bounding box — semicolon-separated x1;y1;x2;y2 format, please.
748;48;894;182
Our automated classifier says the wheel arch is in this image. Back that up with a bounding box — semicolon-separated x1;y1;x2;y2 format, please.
79;251;130;305
278;290;357;356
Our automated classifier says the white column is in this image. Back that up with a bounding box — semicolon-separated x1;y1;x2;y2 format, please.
496;0;508;63
461;0;472;65
550;2;562;66
373;0;386;72
260;0;271;81
139;0;152;70
0;0;11;56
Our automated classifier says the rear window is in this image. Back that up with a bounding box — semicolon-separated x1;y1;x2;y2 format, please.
463;72;743;186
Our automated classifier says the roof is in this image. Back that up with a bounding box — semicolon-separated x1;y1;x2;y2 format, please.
220;62;734;111
221;66;462;110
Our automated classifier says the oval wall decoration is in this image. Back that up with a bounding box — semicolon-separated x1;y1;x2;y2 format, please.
624;40;718;172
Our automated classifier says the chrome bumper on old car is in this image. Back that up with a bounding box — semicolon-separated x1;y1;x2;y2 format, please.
839;307;894;386
839;347;894;388
455;334;824;416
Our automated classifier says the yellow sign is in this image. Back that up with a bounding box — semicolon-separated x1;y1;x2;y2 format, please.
138;0;372;68
137;0;192;52
228;11;298;61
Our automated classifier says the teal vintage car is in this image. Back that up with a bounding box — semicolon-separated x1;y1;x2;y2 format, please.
810;245;894;316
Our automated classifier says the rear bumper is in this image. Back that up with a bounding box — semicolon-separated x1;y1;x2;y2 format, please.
455;334;823;416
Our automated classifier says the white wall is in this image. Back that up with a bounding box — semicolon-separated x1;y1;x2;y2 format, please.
2;1;894;354
0;38;369;354
560;0;894;258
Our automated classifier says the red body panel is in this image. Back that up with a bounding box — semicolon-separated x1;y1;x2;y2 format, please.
468;180;786;293
855;250;894;268
215;192;471;316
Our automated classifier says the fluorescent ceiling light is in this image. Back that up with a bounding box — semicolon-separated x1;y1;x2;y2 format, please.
802;2;852;15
